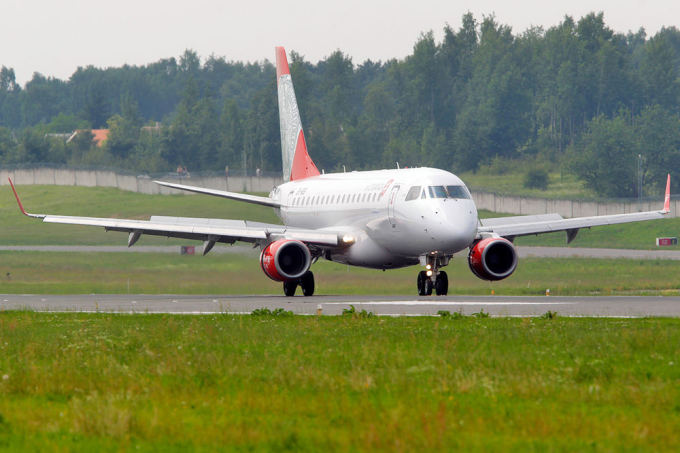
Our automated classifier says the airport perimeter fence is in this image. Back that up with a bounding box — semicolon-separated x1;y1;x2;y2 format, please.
0;166;677;218
0;166;283;195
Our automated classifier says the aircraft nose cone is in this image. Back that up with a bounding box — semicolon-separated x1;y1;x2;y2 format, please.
436;201;477;251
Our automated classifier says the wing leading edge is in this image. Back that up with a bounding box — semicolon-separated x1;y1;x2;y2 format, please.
479;174;671;242
8;179;338;254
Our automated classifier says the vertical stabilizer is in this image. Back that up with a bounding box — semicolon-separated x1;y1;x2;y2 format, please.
275;47;320;182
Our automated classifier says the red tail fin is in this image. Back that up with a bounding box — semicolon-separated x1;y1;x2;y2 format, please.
275;46;320;182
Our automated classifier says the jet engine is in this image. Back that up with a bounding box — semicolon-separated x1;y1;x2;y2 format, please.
467;237;518;281
259;239;312;282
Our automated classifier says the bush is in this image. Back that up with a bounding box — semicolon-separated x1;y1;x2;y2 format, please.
342;305;374;318
472;309;490;318
251;308;293;317
438;310;464;319
542;311;558;320
524;168;549;189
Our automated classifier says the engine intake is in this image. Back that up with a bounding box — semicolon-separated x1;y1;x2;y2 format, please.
468;237;518;281
259;239;312;282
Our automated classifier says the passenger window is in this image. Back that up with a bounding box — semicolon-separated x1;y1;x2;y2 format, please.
405;186;421;201
446;185;471;199
428;186;448;198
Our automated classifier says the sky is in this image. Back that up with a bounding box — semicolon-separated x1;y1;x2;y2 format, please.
1;0;678;86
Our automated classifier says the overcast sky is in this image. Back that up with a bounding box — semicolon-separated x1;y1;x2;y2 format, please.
1;0;678;86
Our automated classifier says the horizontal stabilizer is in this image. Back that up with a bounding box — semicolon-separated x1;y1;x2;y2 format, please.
154;181;281;208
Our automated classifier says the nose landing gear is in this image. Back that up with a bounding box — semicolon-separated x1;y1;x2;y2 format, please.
283;271;315;297
417;255;449;296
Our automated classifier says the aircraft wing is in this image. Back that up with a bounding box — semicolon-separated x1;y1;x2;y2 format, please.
478;175;671;243
9;179;338;253
153;180;282;208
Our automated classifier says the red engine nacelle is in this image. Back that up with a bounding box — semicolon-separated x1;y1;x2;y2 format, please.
259;239;312;282
468;237;518;281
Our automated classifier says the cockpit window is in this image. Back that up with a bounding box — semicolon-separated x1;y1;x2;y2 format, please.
446;185;471;199
405;186;421;201
428;186;448;198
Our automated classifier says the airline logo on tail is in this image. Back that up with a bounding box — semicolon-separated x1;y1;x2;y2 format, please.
276;47;320;182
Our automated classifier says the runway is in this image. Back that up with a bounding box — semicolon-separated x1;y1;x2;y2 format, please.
2;294;680;317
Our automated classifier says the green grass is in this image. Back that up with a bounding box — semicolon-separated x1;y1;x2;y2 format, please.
0;313;678;451
460;170;595;199
1;251;680;296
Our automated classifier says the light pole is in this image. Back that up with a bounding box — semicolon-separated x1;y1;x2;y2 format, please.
637;154;642;211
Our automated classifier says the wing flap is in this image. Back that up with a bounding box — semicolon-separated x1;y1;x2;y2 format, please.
43;215;268;241
41;214;339;246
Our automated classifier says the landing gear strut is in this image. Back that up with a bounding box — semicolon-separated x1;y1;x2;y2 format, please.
283;271;315;297
417;271;433;296
417;255;449;296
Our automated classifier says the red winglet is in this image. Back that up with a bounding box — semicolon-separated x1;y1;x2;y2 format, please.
275;46;290;80
8;178;29;216
663;173;671;213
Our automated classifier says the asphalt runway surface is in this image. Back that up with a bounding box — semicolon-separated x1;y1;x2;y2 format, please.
3;245;679;317
2;294;680;317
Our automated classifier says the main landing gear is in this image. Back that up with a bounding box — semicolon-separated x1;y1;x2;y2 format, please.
417;255;449;296
283;271;315;297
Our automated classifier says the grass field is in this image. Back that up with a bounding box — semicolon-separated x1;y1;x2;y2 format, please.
460;170;594;199
0;312;678;451
1;185;678;250
1;251;680;296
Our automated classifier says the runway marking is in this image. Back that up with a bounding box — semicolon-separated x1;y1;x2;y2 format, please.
322;301;574;306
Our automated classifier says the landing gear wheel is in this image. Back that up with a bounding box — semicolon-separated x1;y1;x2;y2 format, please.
300;271;315;297
417;271;433;296
435;271;448;296
424;279;433;296
283;280;297;297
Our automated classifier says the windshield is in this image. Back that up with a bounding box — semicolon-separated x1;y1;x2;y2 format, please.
428;186;448;198
405;186;421;201
446;185;471;199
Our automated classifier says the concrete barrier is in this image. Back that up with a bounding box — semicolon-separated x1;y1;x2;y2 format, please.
54;169;76;185
14;169;35;185
117;174;138;192
95;170;117;187
34;168;55;185
75;170;97;187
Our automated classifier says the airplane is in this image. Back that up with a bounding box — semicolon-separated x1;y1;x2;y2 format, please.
9;47;672;297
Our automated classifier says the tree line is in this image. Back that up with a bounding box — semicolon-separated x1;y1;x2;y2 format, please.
0;12;679;196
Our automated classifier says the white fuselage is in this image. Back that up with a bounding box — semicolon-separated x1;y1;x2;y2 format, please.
269;167;479;269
